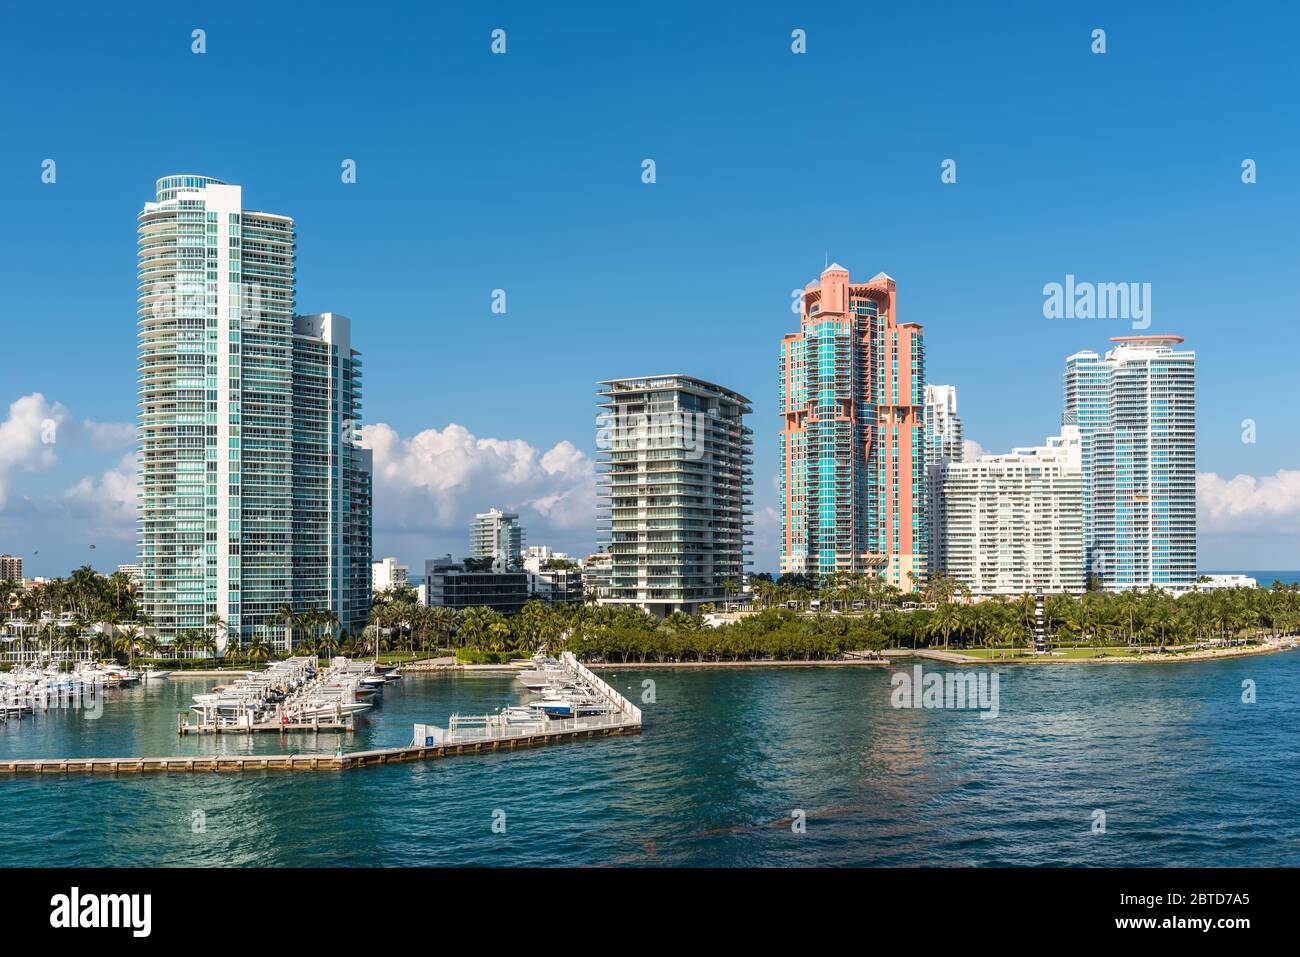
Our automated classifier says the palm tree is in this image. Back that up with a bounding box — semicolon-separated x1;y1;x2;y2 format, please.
90;627;115;663
172;629;200;660
193;632;218;660
207;613;228;654
431;606;456;651
928;600;961;649
57;625;80;664
274;604;297;653
318;610;340;657
69;613;92;660
246;634;272;664
364;626;390;660
995;618;1024;658
38;620;61;664
116;625;142;666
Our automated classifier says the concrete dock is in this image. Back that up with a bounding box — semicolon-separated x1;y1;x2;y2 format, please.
0;716;641;775
2;652;643;776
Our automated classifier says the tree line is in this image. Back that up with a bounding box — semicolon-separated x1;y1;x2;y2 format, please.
5;566;1298;667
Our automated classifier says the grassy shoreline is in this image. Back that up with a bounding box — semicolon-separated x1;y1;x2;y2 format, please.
909;638;1297;665
157;638;1297;677
594;639;1299;668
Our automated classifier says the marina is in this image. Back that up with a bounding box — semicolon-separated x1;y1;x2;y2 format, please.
414;651;641;746
178;657;399;734
3;650;642;773
0;660;157;721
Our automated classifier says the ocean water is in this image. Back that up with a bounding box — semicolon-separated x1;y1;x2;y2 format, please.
1219;570;1300;586
2;652;1299;867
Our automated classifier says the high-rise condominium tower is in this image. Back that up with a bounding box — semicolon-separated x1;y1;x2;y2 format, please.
779;266;926;588
924;384;963;577
0;555;23;582
1063;336;1196;592
597;375;752;616
924;385;963;465
470;508;524;568
138;175;371;652
932;428;1085;595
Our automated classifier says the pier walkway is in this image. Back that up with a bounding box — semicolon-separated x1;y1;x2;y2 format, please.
0;653;643;776
0;716;640;775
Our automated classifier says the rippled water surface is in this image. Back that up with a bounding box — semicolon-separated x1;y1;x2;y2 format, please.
2;652;1299;866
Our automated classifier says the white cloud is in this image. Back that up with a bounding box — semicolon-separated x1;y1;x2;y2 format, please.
63;451;138;539
962;438;987;462
0;394;65;507
752;504;781;563
1198;469;1300;533
0;393;136;510
361;421;596;541
76;420;136;449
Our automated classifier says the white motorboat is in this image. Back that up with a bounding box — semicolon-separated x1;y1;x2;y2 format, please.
296;700;372;720
528;697;576;718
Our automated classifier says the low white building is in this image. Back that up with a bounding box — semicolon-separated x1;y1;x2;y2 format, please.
522;546;573;574
372;557;410;594
1194;574;1258;591
933;428;1085;595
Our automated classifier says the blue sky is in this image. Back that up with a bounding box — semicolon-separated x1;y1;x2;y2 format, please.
1;1;1297;576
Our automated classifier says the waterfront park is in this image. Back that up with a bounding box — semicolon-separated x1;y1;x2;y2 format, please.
3;566;1299;672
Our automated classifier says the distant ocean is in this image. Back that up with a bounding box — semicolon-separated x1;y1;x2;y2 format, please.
1211;570;1300;587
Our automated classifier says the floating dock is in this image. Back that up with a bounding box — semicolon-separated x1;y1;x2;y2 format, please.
1;652;642;776
177;712;356;735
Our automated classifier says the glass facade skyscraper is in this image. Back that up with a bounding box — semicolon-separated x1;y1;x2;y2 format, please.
1063;336;1196;592
137;176;371;652
290;313;373;642
596;375;752;616
779;266;926;588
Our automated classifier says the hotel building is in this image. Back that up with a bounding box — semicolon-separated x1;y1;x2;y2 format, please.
932;429;1085;595
779;266;926;588
137;175;371;652
1063;336;1196;592
596;375;752;616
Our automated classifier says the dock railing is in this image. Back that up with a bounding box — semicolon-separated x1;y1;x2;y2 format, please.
562;651;642;723
409;651;642;748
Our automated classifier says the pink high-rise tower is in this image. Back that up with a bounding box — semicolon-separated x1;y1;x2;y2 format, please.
778;265;926;588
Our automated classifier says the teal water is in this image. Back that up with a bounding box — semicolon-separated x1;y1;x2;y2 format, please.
1232;570;1300;586
2;652;1299;867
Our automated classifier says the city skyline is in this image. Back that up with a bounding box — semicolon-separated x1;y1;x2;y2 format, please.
2;4;1298;576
